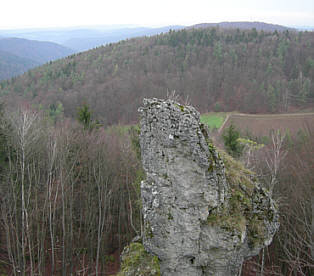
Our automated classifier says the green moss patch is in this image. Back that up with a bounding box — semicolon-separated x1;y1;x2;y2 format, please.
116;242;160;276
220;150;255;195
174;103;185;112
205;140;273;248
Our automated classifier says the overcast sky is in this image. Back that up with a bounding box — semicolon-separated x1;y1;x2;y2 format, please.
1;0;313;29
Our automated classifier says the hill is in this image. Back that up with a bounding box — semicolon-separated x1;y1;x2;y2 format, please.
0;37;74;80
62;26;184;52
191;21;294;32
0;25;184;52
0;37;74;64
0;27;313;126
0;50;39;81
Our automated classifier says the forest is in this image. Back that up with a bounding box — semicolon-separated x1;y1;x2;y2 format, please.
0;27;313;275
0;102;313;275
0;51;38;81
0;38;74;81
0;27;313;126
0;105;143;275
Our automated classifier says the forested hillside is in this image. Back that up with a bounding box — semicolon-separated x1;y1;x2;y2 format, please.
191;21;293;32
0;37;74;80
61;25;184;51
0;26;313;275
0;38;74;63
0;27;313;126
0;50;39;81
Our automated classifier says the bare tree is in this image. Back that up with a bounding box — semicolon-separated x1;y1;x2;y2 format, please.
2;108;42;275
265;130;287;197
0;109;142;275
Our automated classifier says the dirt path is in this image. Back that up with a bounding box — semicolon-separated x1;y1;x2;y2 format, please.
218;114;230;134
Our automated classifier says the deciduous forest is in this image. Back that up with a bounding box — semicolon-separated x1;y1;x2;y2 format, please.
0;27;313;275
0;27;313;126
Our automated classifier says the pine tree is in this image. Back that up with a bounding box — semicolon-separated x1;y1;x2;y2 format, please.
222;124;243;158
77;104;91;129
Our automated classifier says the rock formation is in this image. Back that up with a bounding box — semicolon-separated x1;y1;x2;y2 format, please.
138;98;279;276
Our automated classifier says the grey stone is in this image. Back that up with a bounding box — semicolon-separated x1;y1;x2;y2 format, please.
138;98;279;276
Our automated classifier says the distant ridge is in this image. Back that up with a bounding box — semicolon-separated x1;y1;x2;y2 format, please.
0;37;74;64
0;25;184;52
189;21;294;32
0;37;74;80
0;50;39;81
62;25;184;51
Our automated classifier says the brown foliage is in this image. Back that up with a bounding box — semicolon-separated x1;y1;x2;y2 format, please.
1;28;314;127
241;127;314;275
0;111;142;275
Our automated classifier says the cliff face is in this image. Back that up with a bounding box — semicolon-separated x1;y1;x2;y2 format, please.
138;98;279;276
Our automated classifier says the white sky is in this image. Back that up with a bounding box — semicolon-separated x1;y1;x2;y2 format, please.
1;0;313;29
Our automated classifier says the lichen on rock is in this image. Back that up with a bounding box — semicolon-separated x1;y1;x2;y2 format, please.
118;98;279;276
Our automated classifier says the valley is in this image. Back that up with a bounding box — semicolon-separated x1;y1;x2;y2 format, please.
1;25;313;127
0;22;313;276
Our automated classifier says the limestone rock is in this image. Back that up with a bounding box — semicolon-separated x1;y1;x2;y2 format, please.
138;98;279;276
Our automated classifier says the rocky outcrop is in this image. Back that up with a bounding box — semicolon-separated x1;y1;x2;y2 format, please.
138;98;279;276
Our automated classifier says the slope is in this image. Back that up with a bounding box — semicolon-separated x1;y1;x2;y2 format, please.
0;26;313;126
62;26;184;51
0;37;74;64
191;21;293;32
0;25;184;52
0;50;39;81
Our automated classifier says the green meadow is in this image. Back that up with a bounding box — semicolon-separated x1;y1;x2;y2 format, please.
200;113;226;130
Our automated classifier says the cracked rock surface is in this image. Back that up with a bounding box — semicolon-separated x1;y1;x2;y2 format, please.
139;98;279;276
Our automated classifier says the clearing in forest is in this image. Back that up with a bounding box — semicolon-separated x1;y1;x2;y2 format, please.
200;113;226;130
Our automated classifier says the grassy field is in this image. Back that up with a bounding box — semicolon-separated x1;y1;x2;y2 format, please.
200;113;226;130
220;112;314;138
107;112;314;142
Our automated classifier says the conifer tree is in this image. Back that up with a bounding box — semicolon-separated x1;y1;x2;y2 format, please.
222;124;244;158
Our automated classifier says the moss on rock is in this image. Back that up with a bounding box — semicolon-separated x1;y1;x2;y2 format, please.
205;141;277;248
115;242;160;276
